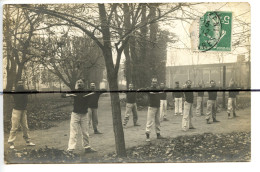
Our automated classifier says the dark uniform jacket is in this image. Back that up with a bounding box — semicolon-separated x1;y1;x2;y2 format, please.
197;87;204;97
73;91;89;114
228;86;239;98
13;93;28;110
160;88;167;100
207;86;219;100
140;86;162;108
172;87;183;99
86;89;107;109
183;87;194;104
12;89;37;110
126;90;137;103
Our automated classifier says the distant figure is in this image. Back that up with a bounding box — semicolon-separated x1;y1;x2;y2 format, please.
205;80;220;124
182;80;195;131
172;81;183;116
140;78;166;142
196;83;205;116
87;82;107;134
227;80;239;119
159;82;169;121
123;83;140;127
7;80;36;149
62;79;96;153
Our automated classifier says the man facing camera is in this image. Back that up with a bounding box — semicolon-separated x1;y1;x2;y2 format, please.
7;80;36;149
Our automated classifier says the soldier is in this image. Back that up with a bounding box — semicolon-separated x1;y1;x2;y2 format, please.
182;80;195;131
62;79;96;153
227;80;239;119
140;78;166;142
196;83;205;116
172;81;183;115
205;80;220;124
87;82;107;134
123;83;141;127
159;82;169;121
7;80;36;149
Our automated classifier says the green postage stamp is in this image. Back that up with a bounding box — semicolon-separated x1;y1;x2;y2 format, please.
199;11;232;52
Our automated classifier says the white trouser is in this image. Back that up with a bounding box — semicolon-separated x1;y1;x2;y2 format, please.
123;103;138;125
8;109;30;143
227;98;236;114
182;101;193;131
145;107;160;134
160;100;167;120
196;96;203;116
68;112;90;150
88;108;98;131
205;100;217;120
174;98;182;114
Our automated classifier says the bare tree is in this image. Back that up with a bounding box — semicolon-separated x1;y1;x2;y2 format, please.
18;3;184;157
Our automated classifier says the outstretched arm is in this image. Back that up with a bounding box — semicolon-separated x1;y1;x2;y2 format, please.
83;92;95;97
61;93;77;98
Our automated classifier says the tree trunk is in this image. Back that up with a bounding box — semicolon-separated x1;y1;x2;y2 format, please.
129;35;137;87
149;4;159;78
123;4;132;88
4;5;16;91
139;4;149;88
16;63;24;85
123;43;132;88
98;4;126;157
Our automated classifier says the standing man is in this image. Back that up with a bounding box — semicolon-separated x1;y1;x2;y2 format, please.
87;82;107;134
123;83;140;127
62;79;96;153
141;78;165;142
227;80;239;119
7;80;36;149
196;83;205;116
172;81;183;116
205;80;220;124
182;80;195;131
159;82;169;121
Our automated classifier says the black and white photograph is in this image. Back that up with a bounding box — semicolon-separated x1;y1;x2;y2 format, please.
1;1;253;166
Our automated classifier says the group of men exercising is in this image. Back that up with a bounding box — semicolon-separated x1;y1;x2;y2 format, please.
7;78;239;153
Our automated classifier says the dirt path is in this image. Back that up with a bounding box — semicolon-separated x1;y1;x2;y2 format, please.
4;95;251;157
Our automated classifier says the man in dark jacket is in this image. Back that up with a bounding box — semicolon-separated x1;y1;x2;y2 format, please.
7;80;36;149
123;83;140;127
62;79;96;153
172;81;183;116
205;80;220;124
227;80;239;119
87;82;107;134
182;80;195;131
141;78;165;142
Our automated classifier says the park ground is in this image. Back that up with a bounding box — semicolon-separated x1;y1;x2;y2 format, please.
3;94;251;162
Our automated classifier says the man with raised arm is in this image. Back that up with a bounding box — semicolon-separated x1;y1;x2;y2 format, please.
62;79;96;153
123;83;141;128
7;80;36;149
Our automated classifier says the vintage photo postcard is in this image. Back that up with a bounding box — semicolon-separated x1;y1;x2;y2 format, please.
1;2;251;164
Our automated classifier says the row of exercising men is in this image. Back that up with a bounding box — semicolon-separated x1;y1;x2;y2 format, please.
122;78;239;142
7;78;239;153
